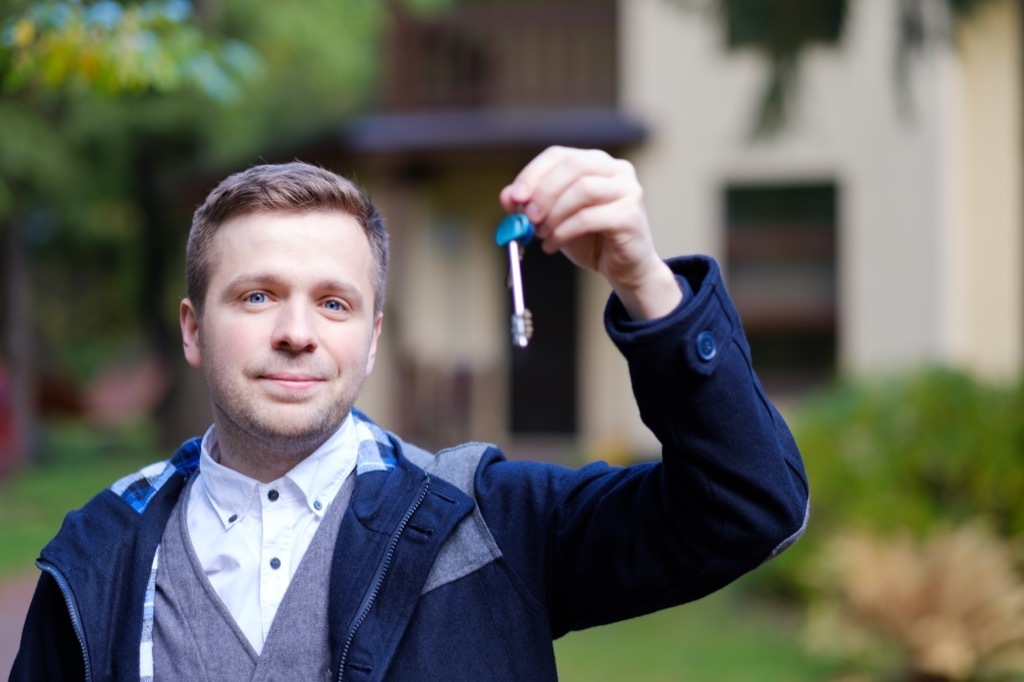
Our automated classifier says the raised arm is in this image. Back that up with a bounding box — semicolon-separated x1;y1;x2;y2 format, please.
481;147;809;636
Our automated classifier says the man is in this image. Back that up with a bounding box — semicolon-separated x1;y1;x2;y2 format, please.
12;146;808;680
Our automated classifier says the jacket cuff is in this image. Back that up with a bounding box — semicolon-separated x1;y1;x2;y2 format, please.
604;256;741;377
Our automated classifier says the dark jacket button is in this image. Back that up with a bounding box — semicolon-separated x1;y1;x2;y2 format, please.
696;330;717;361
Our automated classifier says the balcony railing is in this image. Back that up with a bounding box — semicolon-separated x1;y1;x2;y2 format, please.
380;0;618;112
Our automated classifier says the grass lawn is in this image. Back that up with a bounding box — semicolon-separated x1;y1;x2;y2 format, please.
555;581;843;681
0;421;158;577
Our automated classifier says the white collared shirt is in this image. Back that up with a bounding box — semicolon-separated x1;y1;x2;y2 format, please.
185;415;358;654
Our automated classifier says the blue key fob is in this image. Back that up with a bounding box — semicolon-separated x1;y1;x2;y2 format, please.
495;213;535;247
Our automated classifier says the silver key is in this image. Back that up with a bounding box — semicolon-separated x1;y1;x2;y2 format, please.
494;213;535;347
507;240;531;347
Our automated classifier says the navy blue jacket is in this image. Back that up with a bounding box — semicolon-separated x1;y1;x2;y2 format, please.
12;256;808;681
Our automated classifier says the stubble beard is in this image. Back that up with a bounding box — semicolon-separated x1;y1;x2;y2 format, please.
204;355;365;476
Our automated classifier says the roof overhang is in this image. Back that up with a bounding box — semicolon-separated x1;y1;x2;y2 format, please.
336;107;648;155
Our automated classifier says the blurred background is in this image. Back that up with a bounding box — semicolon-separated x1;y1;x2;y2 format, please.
2;0;1024;679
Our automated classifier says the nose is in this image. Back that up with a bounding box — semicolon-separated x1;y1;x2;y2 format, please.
271;301;318;353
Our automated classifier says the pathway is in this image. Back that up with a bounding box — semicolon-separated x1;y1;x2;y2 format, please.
1;572;36;677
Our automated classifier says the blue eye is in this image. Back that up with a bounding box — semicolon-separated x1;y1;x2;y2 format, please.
324;299;344;312
246;292;268;304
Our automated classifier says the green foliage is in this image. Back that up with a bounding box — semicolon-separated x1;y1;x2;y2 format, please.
0;0;391;404
0;101;78;200
723;0;846;48
203;0;384;162
794;367;1024;538
1;0;261;99
717;0;848;136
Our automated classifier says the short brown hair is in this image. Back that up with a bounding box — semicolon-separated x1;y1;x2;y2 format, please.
186;161;389;317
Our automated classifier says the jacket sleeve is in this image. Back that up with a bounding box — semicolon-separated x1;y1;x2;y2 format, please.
474;255;809;638
10;571;87;681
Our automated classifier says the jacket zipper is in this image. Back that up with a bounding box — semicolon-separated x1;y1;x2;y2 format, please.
37;560;92;682
337;476;430;682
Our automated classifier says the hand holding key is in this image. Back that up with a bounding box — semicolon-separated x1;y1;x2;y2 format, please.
499;147;682;322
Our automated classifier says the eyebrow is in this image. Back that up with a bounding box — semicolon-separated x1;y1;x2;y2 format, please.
224;273;367;308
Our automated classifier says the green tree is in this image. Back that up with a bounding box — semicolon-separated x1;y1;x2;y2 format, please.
1;0;259;475
0;0;393;475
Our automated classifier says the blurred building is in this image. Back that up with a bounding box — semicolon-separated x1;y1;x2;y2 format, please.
309;0;1022;458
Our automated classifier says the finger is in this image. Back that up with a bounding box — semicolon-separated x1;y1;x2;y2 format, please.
540;198;648;255
499;147;622;217
523;149;624;226
499;146;570;212
540;174;641;240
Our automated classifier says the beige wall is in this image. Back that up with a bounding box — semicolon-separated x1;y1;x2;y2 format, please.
950;0;1023;379
620;0;1022;386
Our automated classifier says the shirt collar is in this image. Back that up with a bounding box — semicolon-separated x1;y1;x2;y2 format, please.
284;415;358;514
197;414;359;527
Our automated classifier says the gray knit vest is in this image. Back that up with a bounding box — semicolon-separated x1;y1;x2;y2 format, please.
152;473;354;681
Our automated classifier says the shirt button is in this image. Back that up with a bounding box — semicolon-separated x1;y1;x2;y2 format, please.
696;330;717;361
270;557;281;570
313;500;323;511
228;514;238;523
268;489;279;502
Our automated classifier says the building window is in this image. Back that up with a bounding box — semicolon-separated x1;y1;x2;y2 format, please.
724;183;838;395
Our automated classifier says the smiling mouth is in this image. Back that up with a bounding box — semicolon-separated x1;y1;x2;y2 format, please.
260;374;324;390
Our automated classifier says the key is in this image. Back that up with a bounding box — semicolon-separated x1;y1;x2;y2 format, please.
495;213;535;347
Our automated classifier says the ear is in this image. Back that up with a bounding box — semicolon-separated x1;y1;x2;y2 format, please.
180;299;203;368
364;313;383;376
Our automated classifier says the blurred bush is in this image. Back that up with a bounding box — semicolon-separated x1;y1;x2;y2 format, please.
793;366;1024;539
768;367;1024;680
758;367;1024;594
804;524;1024;681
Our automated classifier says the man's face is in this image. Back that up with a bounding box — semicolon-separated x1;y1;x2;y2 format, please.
180;210;382;454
